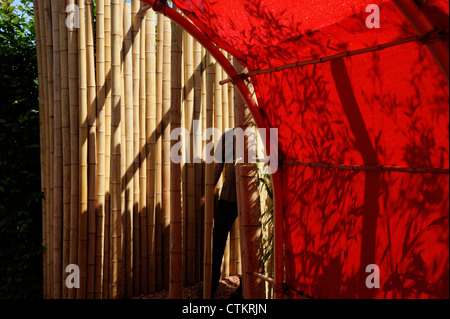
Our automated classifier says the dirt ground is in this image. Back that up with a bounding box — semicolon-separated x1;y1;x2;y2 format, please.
132;276;241;299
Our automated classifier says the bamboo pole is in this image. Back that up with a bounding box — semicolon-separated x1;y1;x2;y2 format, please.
169;10;183;298
184;31;195;285
43;0;54;299
155;12;164;291
123;2;134;298
139;2;148;295
59;2;71;299
145;9;157;294
120;21;126;297
67;0;79;300
203;53;215;299
233;62;265;300
200;46;207;281
201;47;207;153
34;0;48;299
110;0;123;299
103;0;112;299
39;0;50;298
95;0;106;299
221;62;230;280
77;0;88;299
51;0;63;299
228;55;238;276
180;34;186;286
85;0;97;299
162;14;172;291
193;39;203;283
131;1;141;296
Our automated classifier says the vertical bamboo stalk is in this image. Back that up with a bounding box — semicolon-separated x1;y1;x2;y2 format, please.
120;18;126;297
203;53;215;299
193;39;203;283
50;0;63;299
75;0;88;299
34;0;48;299
228;54;235;130
214;58;223;187
139;2;148;296
123;2;134;299
233;61;265;299
67;0;79;300
221;63;230;280
184;31;195;285
229;57;239;277
110;0;123;299
155;12;164;291
200;46;207;281
43;0;54;298
38;0;48;298
145;9;157;294
201;47;207;153
96;0;106;299
85;0;97;299
59;2;71;299
169;10;183;298
162;15;172;291
103;0;112;299
180;36;186;286
77;0;88;300
131;1;141;296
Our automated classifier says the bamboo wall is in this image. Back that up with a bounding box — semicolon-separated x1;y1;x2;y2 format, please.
33;0;250;299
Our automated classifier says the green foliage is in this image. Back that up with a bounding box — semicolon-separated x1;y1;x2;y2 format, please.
0;0;43;299
256;168;274;265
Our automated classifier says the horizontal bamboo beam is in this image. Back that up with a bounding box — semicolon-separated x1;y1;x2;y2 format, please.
282;160;450;174
220;29;449;85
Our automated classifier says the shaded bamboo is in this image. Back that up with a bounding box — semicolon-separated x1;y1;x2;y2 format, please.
76;0;88;299
131;1;141;296
139;2;148;295
169;11;183;298
110;0;123;299
34;0;48;299
50;0;63;299
203;53;215;299
67;0;79;300
123;2;134;299
233;61;265;299
221;63;230;280
145;9;157;294
184;31;195;285
58;2;71;299
103;0;112;299
95;0;106;299
155;12;164;291
193;39;203;283
162;15;172;291
85;0;97;299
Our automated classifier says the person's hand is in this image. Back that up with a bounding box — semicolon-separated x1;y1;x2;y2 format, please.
200;196;205;207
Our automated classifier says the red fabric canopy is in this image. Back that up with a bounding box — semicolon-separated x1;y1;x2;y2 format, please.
172;0;449;298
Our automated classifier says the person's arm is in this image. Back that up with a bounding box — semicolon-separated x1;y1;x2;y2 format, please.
200;161;223;207
213;161;224;188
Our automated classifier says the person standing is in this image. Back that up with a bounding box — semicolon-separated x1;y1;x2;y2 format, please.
201;130;242;298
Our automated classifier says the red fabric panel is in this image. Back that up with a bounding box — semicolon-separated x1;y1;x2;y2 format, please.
283;166;449;298
173;0;449;298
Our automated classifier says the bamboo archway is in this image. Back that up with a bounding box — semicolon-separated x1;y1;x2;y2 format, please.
34;0;275;299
